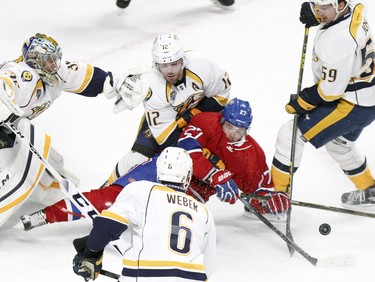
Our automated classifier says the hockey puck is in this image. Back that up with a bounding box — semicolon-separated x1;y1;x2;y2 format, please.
319;223;331;235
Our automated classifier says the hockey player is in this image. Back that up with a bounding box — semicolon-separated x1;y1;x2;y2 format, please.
72;147;216;282
17;98;289;231
178;98;290;218
0;33;108;228
103;33;230;185
271;0;375;208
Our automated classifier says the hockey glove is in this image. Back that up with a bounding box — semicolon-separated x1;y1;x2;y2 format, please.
300;2;321;28
248;189;290;216
202;148;226;170
73;236;103;281
285;91;316;115
176;108;202;128
210;170;239;204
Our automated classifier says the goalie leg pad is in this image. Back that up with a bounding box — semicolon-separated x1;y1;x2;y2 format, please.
0;119;51;227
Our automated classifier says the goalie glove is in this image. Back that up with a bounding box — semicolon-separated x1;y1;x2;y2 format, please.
248;188;290;216
103;67;150;113
72;236;103;281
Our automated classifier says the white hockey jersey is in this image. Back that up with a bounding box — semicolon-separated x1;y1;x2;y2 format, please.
0;59;100;121
100;180;216;281
141;52;230;145
312;2;375;106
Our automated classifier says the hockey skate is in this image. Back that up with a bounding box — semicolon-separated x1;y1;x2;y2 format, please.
341;185;375;208
116;0;131;8
14;210;47;231
212;0;235;7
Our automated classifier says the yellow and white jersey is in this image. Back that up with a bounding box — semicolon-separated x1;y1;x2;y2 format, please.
142;52;230;145
311;2;375;106
0;59;98;120
103;180;216;281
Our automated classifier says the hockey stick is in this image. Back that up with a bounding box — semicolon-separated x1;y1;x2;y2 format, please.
3;122;128;256
239;197;356;267
100;269;120;280
286;26;310;256
245;194;375;218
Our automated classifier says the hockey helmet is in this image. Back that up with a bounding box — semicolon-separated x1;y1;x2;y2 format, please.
311;0;349;14
222;98;253;129
22;33;62;84
151;33;185;65
156;147;193;191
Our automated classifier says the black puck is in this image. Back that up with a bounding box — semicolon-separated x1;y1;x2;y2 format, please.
319;223;331;235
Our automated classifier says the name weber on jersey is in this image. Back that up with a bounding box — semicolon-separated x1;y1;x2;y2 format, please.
166;193;198;212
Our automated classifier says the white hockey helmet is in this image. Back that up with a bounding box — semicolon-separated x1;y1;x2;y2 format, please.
156;147;193;191
312;0;349;14
22;33;62;84
151;33;185;65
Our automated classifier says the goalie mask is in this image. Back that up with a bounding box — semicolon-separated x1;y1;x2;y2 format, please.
22;33;62;85
156;147;193;191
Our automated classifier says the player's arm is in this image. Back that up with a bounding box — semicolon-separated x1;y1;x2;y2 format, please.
60;61;109;97
286;43;355;115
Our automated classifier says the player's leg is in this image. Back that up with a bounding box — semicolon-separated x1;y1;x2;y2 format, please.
16;184;123;230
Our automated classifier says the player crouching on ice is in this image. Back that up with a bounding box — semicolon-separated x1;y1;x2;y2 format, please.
72;147;216;282
0;33;109;228
16;98;290;231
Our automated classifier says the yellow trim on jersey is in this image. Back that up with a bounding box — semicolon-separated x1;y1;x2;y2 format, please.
155;121;178;145
152;185;174;192
317;79;343;101
73;64;94;93
0;134;51;213
123;259;205;271
1;76;14;90
186;70;203;85
303;99;355;141
349;4;364;41
214;95;229;106
101;210;129;225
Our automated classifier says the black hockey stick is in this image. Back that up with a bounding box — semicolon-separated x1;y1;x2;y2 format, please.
286;26;310;256
239;197;355;267
100;269;120;280
245;193;375;218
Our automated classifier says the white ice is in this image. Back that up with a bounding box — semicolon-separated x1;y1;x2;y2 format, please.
1;0;375;281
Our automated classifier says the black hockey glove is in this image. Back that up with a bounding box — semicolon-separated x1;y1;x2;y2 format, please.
176;108;201;128
300;2;321;27
285;88;317;115
202;148;226;170
72;236;103;281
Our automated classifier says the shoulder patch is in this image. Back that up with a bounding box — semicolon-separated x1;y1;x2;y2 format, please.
21;71;33;82
144;88;152;101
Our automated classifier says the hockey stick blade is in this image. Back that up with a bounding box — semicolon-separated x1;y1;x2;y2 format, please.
100;269;120;280
239;197;356;267
316;255;356;267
